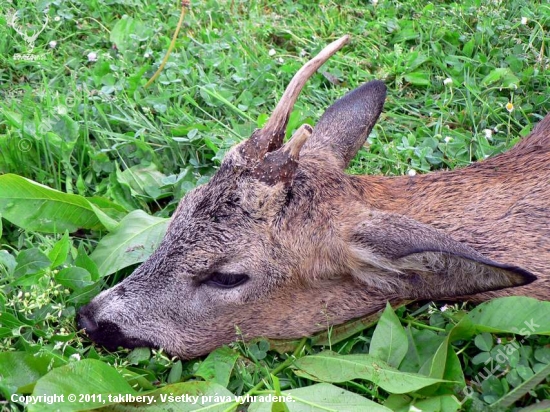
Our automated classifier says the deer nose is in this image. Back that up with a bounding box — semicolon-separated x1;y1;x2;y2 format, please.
77;304;99;335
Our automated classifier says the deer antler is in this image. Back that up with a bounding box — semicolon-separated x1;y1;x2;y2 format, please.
242;35;350;161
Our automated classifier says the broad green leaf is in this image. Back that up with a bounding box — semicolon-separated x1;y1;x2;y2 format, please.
385;394;460;412
474;332;493;352
420;334;449;379
399;328;444;373
404;72;431;86
75;245;100;281
87;196;127;222
491;363;550;410
369;302;408;368
28;359;135;412
271;374;290;412
451;297;550;341
293;351;449;394
116;164;169;200
127;348;151;365
54;267;94;290
418;331;463;386
90;210;169;277
443;344;465;386
66;281;101;305
248;383;391;412
110;15;153;54
99;381;235;412
0;352;66;398
0;174;104;233
481;68;509;86
535;347;550;364
48;232;71;268
167;361;183;384
89;203;119;232
194;346;239;388
481;68;520;88
0;249;17;275
14;248;51;278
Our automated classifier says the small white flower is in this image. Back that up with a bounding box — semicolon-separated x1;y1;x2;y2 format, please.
56;105;68;115
506;102;514;112
87;52;98;62
144;52;151;58
496;338;502;344
54;16;61;22
372;0;379;5
521;17;528;25
49;40;57;49
443;77;453;86
69;353;81;361
444;136;452;143
277;57;284;63
484;129;493;139
268;48;276;56
408;169;417;177
440;304;449;312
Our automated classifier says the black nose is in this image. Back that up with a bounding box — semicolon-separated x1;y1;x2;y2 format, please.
77;304;99;335
76;304;156;352
77;303;122;350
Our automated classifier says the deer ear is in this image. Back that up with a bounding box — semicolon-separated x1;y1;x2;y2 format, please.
346;211;536;298
302;80;386;168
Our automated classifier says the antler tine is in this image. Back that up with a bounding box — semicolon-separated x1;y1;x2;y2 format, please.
263;35;350;140
243;35;350;160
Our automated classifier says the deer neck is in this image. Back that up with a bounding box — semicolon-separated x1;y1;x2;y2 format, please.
352;137;549;281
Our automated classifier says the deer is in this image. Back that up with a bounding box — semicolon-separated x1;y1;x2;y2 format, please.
77;36;550;359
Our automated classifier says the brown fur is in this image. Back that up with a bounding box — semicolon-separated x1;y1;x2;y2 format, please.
78;76;549;359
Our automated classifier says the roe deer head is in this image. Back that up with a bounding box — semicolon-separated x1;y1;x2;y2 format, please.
78;36;549;359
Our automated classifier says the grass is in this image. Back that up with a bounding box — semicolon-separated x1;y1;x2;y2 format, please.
1;0;550;411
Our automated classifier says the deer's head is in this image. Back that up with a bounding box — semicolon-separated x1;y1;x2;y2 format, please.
78;36;535;358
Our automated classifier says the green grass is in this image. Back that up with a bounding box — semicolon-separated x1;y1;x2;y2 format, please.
1;0;550;411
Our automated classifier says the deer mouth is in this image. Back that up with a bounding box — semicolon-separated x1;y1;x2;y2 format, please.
77;304;157;352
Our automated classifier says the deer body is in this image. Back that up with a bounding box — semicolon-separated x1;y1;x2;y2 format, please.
78;36;549;359
362;120;550;299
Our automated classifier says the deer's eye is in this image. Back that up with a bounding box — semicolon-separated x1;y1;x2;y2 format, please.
204;272;249;289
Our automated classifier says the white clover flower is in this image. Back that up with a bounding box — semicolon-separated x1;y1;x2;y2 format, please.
268;48;276;56
69;353;81;361
444;136;452;143
87;52;98;62
49;40;57;49
484;129;493;139
521;17;528;25
440;304;449;312
443;77;453;86
408;169;417;177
